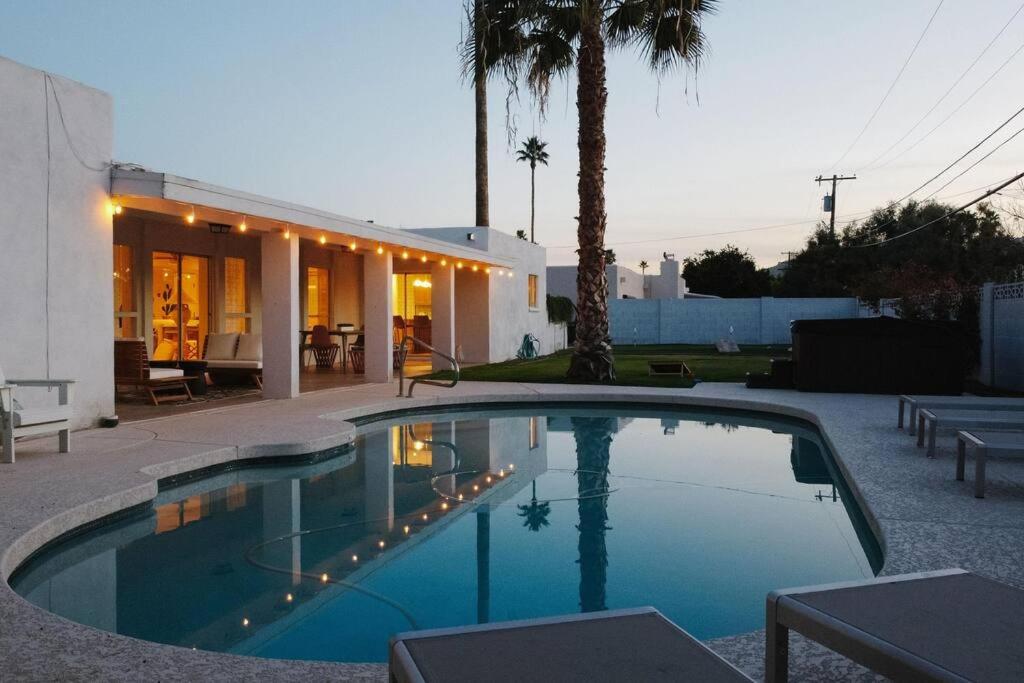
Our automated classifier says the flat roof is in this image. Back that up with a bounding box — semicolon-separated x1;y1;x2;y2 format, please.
110;167;516;268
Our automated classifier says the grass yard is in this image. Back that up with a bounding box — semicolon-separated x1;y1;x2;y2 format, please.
428;344;783;388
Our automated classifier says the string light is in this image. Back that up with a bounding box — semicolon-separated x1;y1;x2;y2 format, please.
422;513;429;521
472;264;479;272
185;206;195;224
376;244;384;255
239;216;247;232
401;250;409;260
242;617;250;627
285;593;294;603
456;262;463;269
107;200;122;216
351;554;359;563
440;502;449;510
485;267;491;274
507;271;514;278
485;475;492;483
472;484;480;492
378;540;386;549
319;234;327;245
420;254;428;263
349;241;357;251
403;525;411;534
458;493;464;500
321;573;329;583
509;463;515;470
283;227;291;240
440;258;447;266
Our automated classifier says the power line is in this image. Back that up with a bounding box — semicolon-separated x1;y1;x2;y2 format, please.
546;219;819;249
860;1;1024;171
873;38;1024;170
920;122;1024;200
890;103;1024;204
827;0;944;172
853;169;1024;247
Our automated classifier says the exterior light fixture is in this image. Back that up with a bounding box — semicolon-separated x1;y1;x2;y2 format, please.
456;262;463;269
351;554;359;563
422;513;428;521
242;618;250;627
507;271;514;278
239;216;247;232
107;200;123;216
458;493;464;500
319;234;327;245
440;258;447;266
401;250;409;260
485;267;491;274
349;241;356;251
321;573;329;583
472;264;479;272
403;525;411;534
420;254;428;263
378;540;386;549
208;222;231;235
283;228;291;239
285;593;294;603
376;244;384;255
440;502;449;511
185;206;195;224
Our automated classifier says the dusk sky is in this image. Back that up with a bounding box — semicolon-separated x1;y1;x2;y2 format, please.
2;1;1022;269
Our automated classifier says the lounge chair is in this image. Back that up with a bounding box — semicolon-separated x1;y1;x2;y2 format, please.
897;394;1024;435
0;363;73;464
918;408;1024;457
956;429;1024;498
766;568;1024;682
203;333;263;389
390;607;751;683
114;338;193;406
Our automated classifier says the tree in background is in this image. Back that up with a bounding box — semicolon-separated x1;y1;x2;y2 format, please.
603;249;616;265
683;245;771;298
516;135;550;242
461;0;528;227
638;260;649;275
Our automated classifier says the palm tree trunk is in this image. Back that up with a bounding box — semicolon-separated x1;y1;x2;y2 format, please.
567;10;615;382
530;161;536;243
572;416;613;612
473;0;489;228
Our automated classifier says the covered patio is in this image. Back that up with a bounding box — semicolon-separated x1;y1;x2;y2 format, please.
108;168;513;418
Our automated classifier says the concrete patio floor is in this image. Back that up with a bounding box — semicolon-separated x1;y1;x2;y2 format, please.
1;381;1022;681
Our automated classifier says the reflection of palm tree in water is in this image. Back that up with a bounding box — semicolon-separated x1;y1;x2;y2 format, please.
572;416;614;613
517;480;551;531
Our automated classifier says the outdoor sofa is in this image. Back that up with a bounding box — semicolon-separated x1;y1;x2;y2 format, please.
202;333;263;389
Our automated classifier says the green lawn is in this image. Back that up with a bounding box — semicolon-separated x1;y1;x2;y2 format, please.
427;344;783;388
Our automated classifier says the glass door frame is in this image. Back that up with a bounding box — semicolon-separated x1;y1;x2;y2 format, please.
152;251;211;361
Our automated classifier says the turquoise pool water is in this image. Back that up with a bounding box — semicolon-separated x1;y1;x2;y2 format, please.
11;404;879;663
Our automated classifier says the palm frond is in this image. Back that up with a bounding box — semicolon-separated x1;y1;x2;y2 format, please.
605;0;716;75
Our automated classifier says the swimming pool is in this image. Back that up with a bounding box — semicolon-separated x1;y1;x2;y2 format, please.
11;404;880;663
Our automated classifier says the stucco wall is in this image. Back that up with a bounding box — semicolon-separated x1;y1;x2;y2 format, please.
0;57;114;427
609;297;860;345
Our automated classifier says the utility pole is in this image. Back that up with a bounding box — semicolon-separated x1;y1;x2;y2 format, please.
815;174;856;239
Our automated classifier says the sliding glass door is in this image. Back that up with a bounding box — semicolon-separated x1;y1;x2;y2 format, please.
152;252;210;361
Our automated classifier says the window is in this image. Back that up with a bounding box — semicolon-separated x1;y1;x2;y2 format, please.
392;274;432;320
223;257;250;333
528;274;539;308
113;244;137;338
152;252;209;361
306;267;330;328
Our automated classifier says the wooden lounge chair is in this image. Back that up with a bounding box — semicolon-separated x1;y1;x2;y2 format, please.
114;338;194;406
0;363;73;464
390;607;751;683
917;408;1024;457
956;429;1024;498
897;394;1024;435
766;568;1024;682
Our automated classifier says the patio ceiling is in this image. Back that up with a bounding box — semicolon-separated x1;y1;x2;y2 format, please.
110;168;517;269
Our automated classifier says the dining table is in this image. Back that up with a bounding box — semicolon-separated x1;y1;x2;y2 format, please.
299;329;364;373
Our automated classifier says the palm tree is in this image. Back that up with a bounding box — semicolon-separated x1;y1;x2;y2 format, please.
638;260;649;275
571;416;615;612
516;136;550;243
517;480;552;531
521;0;716;382
462;1;529;228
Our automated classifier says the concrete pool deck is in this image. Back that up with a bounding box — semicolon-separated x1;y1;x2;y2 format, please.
1;381;1022;681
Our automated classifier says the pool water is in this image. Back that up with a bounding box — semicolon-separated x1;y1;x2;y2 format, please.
12;405;879;663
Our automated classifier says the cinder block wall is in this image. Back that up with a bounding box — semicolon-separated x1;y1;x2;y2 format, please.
0;57;114;427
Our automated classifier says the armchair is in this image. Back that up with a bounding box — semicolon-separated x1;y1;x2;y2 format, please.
0;364;74;464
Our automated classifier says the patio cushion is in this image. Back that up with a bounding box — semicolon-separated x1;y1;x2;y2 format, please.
149;368;185;380
152;339;177;361
12;405;72;427
205;333;239;360
235;333;262;361
206;359;261;369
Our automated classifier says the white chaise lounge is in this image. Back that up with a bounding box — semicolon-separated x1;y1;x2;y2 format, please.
203;333;263;389
956;430;1024;498
0;363;73;464
897;394;1024;435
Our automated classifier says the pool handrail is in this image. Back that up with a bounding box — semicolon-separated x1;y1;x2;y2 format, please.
397;334;459;397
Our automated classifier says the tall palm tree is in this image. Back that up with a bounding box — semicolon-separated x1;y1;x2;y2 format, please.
517;480;552;531
521;0;716;382
462;1;529;228
516;135;550;243
638;260;649;275
571;416;615;612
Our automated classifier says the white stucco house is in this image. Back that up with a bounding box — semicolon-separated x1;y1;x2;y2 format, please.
0;55;563;429
548;254;716;302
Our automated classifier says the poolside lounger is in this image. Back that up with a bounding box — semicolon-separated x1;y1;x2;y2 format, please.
917;409;1024;457
766;568;1024;683
390;607;751;683
956;430;1024;498
897;395;1024;435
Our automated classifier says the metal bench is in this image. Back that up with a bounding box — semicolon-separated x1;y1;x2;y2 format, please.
956;430;1024;498
390;607;751;682
767;569;1024;682
917;408;1024;457
897;394;1024;436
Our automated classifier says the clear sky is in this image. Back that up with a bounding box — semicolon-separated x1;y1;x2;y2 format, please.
2;1;1022;269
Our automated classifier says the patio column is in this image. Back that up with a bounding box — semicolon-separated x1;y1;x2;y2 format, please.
431;262;456;372
363;248;394;383
261;231;300;398
363;429;394;533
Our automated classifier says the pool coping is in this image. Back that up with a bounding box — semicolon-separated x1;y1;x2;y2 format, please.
2;382;1022;681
